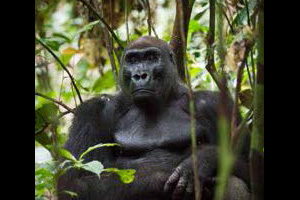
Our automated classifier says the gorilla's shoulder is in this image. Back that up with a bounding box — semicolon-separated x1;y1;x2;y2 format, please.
192;90;221;118
73;94;116;122
194;90;219;99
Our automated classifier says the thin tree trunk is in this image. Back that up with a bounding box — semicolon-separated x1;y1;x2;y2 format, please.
169;0;195;82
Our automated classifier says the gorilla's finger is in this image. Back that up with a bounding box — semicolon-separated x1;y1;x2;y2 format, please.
164;167;182;193
172;176;187;200
185;181;194;194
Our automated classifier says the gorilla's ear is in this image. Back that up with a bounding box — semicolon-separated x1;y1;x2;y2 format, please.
169;51;176;66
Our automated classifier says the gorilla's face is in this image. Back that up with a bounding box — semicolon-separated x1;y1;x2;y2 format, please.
119;36;179;106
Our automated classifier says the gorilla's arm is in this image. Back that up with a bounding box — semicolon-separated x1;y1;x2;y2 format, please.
57;95;171;200
164;91;250;199
57;96;116;200
194;91;250;183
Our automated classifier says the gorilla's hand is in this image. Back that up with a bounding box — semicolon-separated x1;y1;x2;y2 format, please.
163;158;196;200
164;146;219;199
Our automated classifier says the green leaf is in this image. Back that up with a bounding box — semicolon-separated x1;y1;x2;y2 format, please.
104;168;136;184
58;148;77;162
58;54;73;68
92;70;115;93
35;111;45;131
193;8;208;21
52;33;72;43
35;132;52;147
79;143;120;161
81;161;104;177
239;89;253;109
76;58;90;80
189;67;201;79
63;190;78;198
39;38;63;52
73;20;100;37
188;20;209;37
36;103;59;122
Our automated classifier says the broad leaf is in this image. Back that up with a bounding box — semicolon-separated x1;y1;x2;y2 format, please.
81;161;104;178
104;168;136;184
92;70;115;93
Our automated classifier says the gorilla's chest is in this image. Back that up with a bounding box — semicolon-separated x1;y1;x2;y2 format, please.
114;105;192;151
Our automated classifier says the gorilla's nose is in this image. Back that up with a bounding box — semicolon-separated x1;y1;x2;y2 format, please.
131;72;150;85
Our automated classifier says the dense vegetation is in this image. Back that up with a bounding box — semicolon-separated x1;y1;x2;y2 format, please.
35;0;264;199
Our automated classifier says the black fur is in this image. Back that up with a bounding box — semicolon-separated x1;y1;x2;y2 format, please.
57;36;250;200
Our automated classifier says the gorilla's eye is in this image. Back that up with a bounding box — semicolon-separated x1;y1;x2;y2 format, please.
145;52;159;63
153;68;165;80
125;54;139;64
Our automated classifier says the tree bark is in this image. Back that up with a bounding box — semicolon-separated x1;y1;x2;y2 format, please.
169;0;195;82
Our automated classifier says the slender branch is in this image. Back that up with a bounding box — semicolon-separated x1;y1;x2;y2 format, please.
35;92;75;114
216;1;226;72
146;1;159;38
170;0;194;82
245;60;254;89
251;51;256;85
36;38;83;103
205;0;218;87
152;26;159;38
220;3;235;34
243;0;256;87
176;1;201;199
57;110;73;119
35;123;49;135
205;0;230;96
125;0;130;43
145;0;152;35
70;81;78;107
230;40;254;146
35;111;72;136
244;0;251;27
103;28;119;88
78;0;124;49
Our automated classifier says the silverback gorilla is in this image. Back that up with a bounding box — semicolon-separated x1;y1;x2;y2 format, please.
57;36;251;200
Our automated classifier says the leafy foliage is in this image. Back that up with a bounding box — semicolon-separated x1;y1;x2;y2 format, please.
35;0;261;199
57;143;135;183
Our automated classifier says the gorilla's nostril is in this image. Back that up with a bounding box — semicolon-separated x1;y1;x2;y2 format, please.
141;73;147;79
133;74;140;81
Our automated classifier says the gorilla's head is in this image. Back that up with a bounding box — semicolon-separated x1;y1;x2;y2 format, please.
119;36;180;107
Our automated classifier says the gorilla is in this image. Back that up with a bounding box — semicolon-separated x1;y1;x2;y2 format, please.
57;36;250;200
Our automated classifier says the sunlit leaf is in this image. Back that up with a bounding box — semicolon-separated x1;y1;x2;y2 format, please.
63;190;78;198
76;58;90;80
81;161;104;178
239;89;253;109
92;70;115;93
193;8;208;21
104;168;136;184
58;54;73;67
61;47;83;55
52;33;72;43
189;19;209;33
79;143;120;160
39;38;63;52
74;20;100;37
58;148;77;162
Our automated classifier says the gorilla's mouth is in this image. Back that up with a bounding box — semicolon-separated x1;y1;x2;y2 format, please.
132;89;155;96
